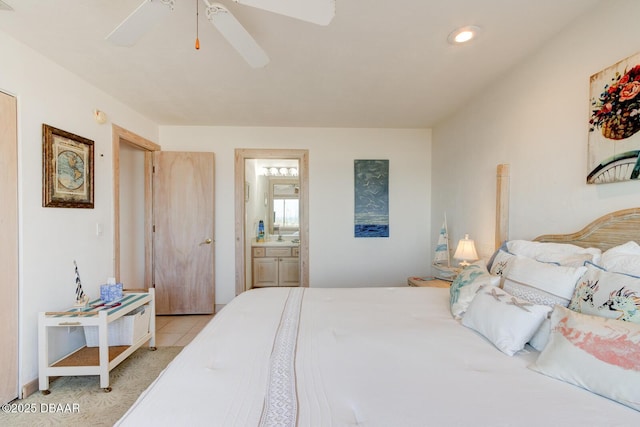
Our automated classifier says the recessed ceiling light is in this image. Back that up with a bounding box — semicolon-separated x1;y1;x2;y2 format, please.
447;25;482;44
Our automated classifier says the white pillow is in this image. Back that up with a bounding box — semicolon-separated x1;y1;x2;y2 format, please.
542;253;594;268
528;317;551;351
568;263;640;323
449;260;500;319
501;256;586;307
530;305;640;412
462;286;551;356
507;240;601;265
600;241;640;277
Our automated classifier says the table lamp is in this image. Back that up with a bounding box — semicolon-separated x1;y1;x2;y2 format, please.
453;234;478;267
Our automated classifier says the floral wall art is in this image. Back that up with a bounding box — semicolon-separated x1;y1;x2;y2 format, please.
588;52;640;184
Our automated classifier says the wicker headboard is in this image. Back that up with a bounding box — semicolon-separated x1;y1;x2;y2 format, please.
534;208;640;252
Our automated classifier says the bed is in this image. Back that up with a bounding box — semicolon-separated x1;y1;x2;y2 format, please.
116;209;640;426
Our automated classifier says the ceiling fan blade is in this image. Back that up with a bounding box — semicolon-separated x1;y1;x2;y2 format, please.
106;0;174;46
204;2;270;68
0;1;13;12
232;0;335;26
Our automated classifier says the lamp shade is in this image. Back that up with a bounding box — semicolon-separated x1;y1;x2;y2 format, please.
453;234;478;266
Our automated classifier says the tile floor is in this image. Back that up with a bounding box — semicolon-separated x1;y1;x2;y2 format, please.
154;314;215;347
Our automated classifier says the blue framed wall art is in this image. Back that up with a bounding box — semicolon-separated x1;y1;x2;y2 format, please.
354;159;389;238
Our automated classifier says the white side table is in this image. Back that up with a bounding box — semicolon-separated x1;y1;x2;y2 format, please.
38;288;155;393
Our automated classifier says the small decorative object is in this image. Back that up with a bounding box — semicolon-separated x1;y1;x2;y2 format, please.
587;52;640;184
453;234;479;267
433;214;460;280
100;277;123;303
42;124;94;208
257;220;265;242
73;260;89;307
354;159;389;238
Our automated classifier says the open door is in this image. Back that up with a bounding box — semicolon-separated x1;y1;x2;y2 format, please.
153;152;215;314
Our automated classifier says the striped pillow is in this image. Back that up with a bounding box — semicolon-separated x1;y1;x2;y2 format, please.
502;256;586;307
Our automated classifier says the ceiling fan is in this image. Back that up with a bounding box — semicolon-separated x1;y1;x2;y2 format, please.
106;0;335;68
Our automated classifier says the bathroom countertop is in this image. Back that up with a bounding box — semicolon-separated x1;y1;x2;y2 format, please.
252;239;299;247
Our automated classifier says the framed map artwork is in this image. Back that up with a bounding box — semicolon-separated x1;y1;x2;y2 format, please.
588;52;640;184
42;124;94;208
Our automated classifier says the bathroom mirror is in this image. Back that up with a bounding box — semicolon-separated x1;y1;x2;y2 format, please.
269;179;299;238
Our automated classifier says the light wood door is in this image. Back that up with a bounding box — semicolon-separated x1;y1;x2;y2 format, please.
153;152;215;314
0;91;18;404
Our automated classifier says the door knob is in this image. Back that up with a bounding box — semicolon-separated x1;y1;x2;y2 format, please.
200;238;213;245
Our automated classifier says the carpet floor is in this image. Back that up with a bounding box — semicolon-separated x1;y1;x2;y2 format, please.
0;346;182;427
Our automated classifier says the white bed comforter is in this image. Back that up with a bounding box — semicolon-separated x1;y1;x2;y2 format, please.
117;287;639;426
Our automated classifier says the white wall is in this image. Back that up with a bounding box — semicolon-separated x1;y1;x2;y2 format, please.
432;0;640;260
0;31;158;390
159;127;432;304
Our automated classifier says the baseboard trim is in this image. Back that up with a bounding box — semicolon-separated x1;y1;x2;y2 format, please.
21;378;39;399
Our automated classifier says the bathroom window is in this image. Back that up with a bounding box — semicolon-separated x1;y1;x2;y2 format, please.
273;199;299;229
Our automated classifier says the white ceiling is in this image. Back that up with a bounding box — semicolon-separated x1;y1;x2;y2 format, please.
0;0;601;128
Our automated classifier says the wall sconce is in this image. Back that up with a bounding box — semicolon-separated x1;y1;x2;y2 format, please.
454;234;478;267
94;109;107;124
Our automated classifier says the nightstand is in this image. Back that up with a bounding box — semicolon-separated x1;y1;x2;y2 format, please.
407;277;451;288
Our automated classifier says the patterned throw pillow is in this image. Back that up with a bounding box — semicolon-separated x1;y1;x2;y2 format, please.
501;256;586;307
530;306;640;411
449;260;500;319
462;286;551;356
488;249;516;277
569;263;640;324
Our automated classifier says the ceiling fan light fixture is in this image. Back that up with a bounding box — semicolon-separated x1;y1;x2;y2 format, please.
447;25;482;45
204;1;270;68
195;0;200;50
106;0;175;46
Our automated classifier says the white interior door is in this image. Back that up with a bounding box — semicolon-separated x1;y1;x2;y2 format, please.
153;152;215;314
0;91;19;404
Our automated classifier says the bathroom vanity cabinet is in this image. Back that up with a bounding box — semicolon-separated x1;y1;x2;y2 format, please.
252;244;300;288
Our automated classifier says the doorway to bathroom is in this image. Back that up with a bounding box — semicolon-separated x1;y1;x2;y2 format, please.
234;149;309;294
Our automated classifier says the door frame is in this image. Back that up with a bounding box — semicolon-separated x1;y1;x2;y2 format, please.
112;124;160;286
0;90;18;403
234;149;309;295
